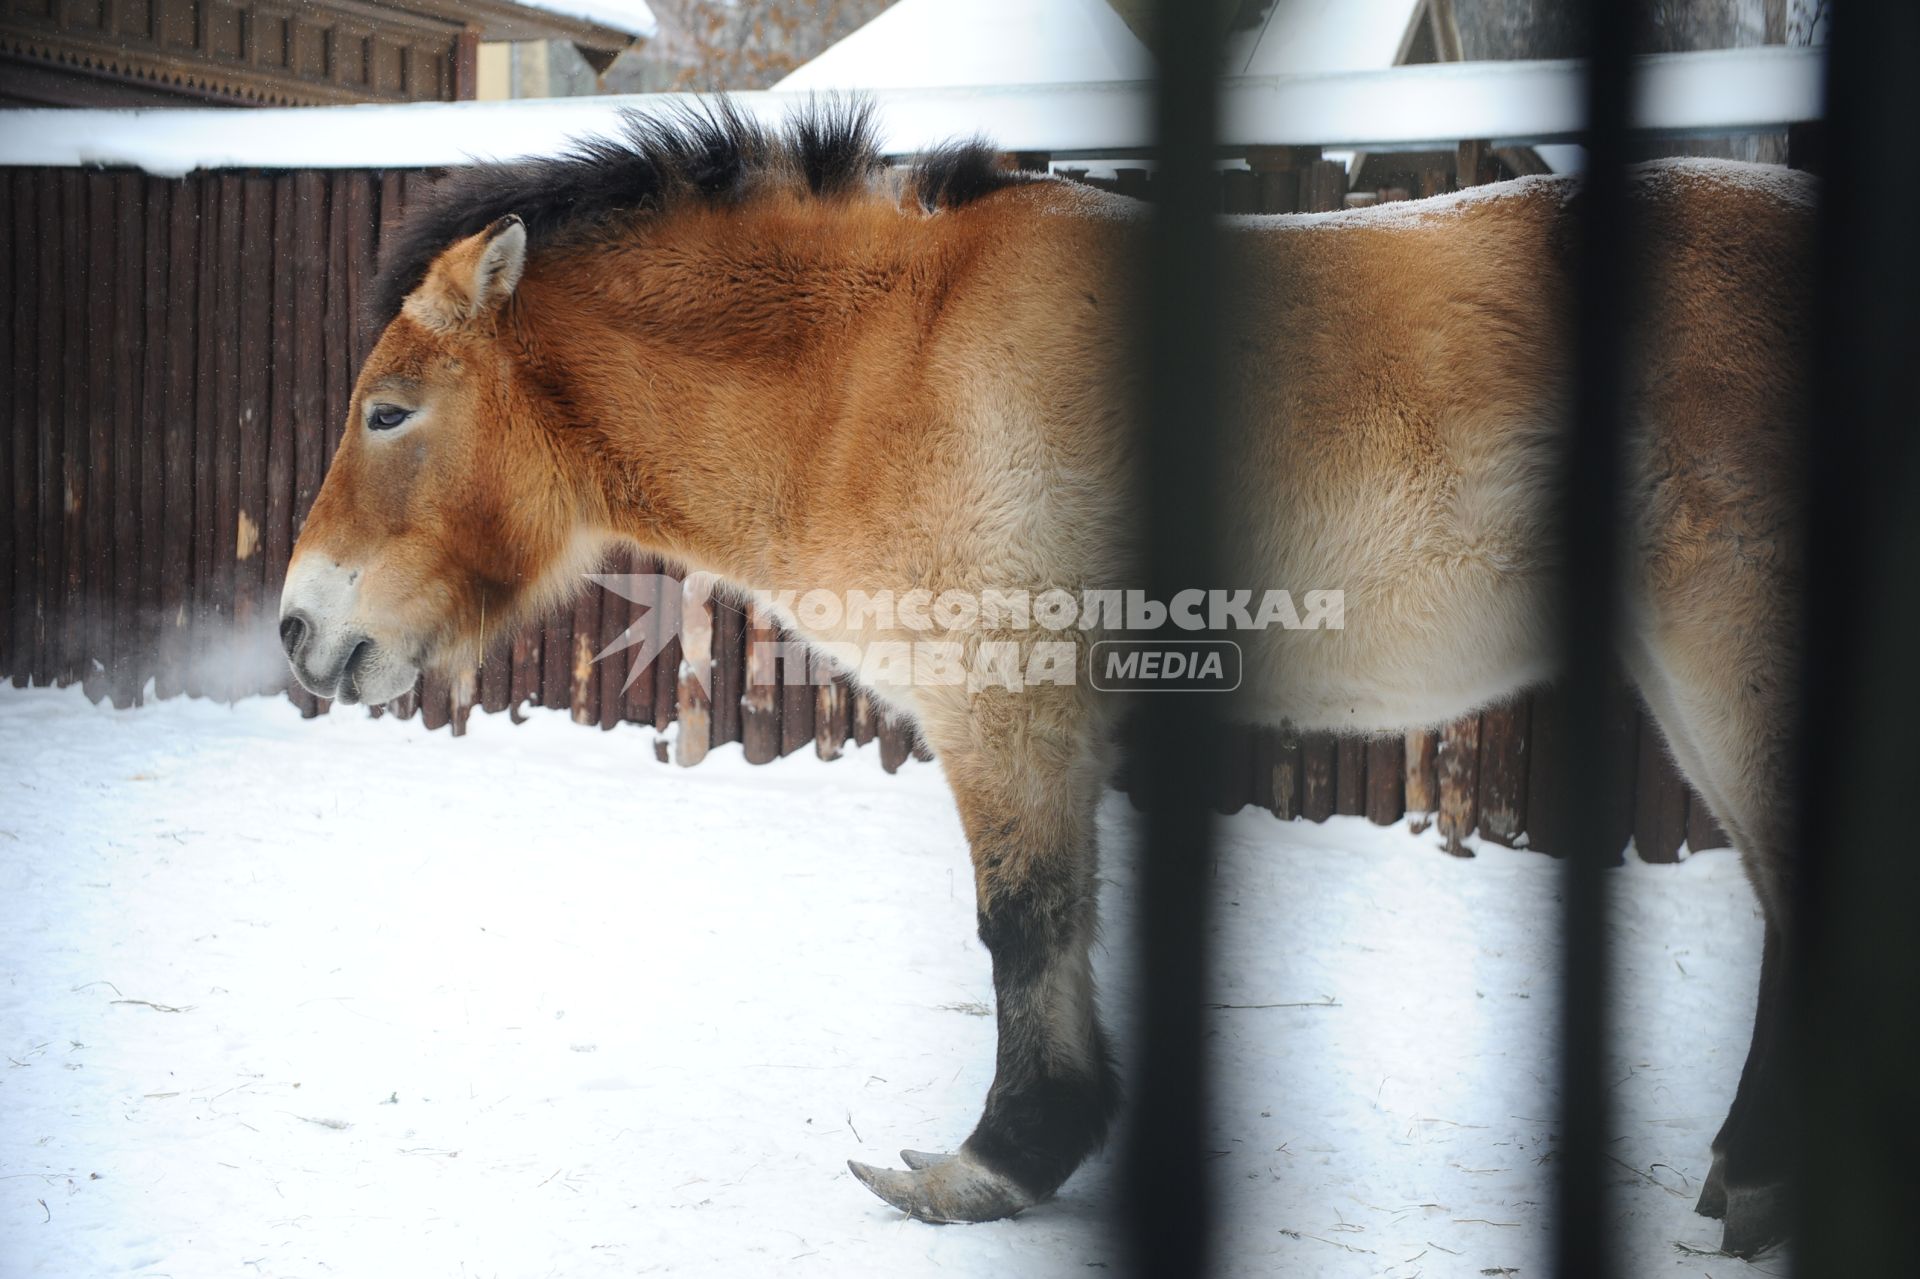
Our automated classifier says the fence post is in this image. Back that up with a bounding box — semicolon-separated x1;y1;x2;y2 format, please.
741;602;780;763
674;574;712;766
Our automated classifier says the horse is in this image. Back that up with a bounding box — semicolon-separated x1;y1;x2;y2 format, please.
278;100;1812;1255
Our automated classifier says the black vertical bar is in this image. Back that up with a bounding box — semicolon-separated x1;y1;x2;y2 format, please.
1553;5;1641;1278
1794;3;1920;1273
1122;4;1225;1278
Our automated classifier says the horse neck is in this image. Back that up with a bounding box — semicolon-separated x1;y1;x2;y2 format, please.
517;198;974;587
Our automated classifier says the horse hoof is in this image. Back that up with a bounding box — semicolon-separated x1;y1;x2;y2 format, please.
1694;1154;1727;1219
899;1149;949;1171
1718;1181;1788;1257
848;1150;1036;1223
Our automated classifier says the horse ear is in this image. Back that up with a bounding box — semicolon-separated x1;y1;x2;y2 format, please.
406;215;527;332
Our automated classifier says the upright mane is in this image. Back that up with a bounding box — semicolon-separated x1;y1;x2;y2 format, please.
369;98;1037;329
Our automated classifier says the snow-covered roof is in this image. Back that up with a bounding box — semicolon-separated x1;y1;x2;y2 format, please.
774;0;1427;93
0;49;1823;175
1231;0;1424;76
771;0;1149;91
507;0;657;40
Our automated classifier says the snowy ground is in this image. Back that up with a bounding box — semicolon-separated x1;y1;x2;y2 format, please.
1;686;1782;1277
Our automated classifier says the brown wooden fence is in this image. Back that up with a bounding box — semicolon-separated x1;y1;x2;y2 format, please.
0;152;1725;859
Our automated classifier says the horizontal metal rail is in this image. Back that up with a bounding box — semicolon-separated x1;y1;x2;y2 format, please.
0;46;1822;176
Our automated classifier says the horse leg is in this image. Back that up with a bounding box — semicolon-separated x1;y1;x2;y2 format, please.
1627;554;1798;1254
1695;920;1791;1254
849;732;1120;1222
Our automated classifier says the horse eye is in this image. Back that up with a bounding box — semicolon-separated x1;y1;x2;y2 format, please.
367;404;412;431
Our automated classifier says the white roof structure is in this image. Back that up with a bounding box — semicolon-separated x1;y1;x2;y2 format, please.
774;0;1433;92
509;0;658;40
771;0;1150;91
1230;0;1424;76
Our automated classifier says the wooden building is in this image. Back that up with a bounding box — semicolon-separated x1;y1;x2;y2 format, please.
0;0;652;108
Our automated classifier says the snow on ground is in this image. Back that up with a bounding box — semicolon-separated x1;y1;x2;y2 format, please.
1;686;1782;1277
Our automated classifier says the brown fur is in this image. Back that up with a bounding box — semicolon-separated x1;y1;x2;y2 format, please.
282;137;1813;1247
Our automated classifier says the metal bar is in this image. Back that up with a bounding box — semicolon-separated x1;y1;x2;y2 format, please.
1551;3;1641;1277
1793;3;1920;1273
1121;3;1225;1276
0;48;1824;175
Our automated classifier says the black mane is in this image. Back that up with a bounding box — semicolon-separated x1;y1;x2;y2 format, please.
369;97;1036;328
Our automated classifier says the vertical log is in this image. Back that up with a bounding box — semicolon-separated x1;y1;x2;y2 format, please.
209;176;244;702
1334;736;1367;816
621;552;658;727
674;574;712;766
1366;735;1405;825
1456;138;1494;189
1268;730;1302;820
1476;695;1531;846
815;674;849;761
596;548;633;731
82;173;116;703
480;630;512;716
1302;158;1348;214
1436;715;1481;855
0;175;11;684
541;589;571;718
7;173;36;686
234;177;275;697
1245;146;1314;216
158;177;199;701
1404;728;1439;833
709;591;743;747
651;563;682;732
779;625;816;756
420;671;452;731
58;170;89;688
186;176;221;700
740;601;781;763
107;173;146;706
30;175;62;687
136;179;170;701
1300;733;1336;821
510;622;541;717
1632;713;1690;863
851;688;877;747
568;560;602;727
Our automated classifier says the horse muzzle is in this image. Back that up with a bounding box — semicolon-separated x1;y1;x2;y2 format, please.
279;558;420;705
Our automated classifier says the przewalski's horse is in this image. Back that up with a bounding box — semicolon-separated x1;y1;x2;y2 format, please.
279;102;1812;1254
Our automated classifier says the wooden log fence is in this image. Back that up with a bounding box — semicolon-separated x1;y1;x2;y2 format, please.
0;151;1728;855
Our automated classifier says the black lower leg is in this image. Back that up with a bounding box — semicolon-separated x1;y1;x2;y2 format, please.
1699;922;1792;1253
961;885;1122;1201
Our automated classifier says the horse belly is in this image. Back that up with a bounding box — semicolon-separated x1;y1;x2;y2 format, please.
1227;450;1560;735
